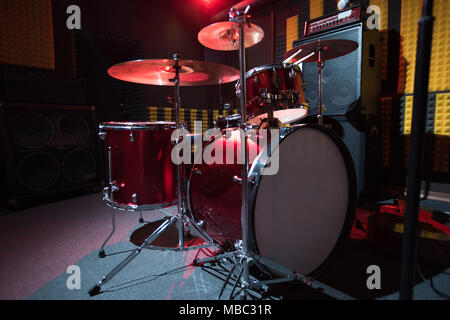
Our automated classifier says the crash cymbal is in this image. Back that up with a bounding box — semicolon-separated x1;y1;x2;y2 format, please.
107;59;240;86
198;21;264;51
284;39;358;63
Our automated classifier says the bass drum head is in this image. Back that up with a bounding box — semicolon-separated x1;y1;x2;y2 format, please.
253;124;356;275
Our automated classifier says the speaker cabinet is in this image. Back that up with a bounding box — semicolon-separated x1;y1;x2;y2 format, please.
294;23;382;116
0;101;104;209
294;23;382;199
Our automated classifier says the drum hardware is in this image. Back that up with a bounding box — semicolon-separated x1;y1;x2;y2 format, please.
232;175;255;185
239;63;309;126
193;5;296;300
218;80;224;116
192;6;358;301
131;193;145;224
89;57;228;297
316;47;325;125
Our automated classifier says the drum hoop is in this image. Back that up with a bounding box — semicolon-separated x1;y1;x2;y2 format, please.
99;121;176;131
247;123;357;275
104;199;177;211
245;63;302;79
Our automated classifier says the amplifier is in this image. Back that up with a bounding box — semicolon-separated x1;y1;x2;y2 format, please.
304;5;362;37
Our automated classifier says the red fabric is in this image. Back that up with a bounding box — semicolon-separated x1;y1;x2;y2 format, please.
349;205;450;240
379;205;450;235
350;208;375;240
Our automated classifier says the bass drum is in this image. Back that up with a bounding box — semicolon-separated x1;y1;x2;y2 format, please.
188;124;356;275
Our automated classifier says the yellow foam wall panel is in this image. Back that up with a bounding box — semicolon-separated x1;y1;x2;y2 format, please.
429;0;450;92
148;106;158;122
399;0;450;94
0;0;55;70
399;0;422;95
403;95;414;135
434;93;450;136
310;0;323;20
286;15;299;52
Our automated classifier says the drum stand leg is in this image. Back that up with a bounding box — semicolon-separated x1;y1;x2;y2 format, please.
89;216;176;296
98;206;116;258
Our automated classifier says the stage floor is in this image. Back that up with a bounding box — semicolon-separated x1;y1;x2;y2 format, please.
0;193;449;300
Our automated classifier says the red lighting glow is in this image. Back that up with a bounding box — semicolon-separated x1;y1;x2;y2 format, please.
202;0;213;6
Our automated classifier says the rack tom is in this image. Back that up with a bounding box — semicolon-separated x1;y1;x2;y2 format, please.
238;63;309;126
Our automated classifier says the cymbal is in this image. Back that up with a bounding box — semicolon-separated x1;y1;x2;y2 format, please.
198;21;264;51
284;39;358;63
107;59;240;86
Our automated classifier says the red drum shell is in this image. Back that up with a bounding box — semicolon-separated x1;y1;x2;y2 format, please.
245;64;308;124
188;124;356;275
101;122;177;209
188;129;261;244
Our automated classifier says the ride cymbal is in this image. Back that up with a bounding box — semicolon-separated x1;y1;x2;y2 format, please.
284;39;358;63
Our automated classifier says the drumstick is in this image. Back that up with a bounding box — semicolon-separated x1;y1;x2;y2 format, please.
283;48;302;64
293;51;316;66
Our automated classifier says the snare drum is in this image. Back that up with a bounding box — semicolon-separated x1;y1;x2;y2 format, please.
188;124;356;275
99;121;177;210
241;63;309;125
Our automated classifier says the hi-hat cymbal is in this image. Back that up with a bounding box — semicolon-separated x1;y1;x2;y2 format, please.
107;59;240;86
198;21;264;51
284;39;358;63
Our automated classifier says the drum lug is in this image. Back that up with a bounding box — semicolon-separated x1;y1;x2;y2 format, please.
232;175;254;184
235;80;241;98
129;131;135;142
98;131;106;140
289;68;296;79
253;75;260;84
111;181;120;192
102;182;119;202
102;186;110;201
192;168;202;175
131;193;138;210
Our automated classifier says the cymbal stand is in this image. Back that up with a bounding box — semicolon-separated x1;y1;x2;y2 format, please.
193;6;286;300
316;47;325;125
88;53;220;297
193;8;356;301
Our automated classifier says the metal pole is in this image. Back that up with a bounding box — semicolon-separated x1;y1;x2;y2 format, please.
236;8;250;298
400;0;434;300
172;53;185;249
317;48;324;125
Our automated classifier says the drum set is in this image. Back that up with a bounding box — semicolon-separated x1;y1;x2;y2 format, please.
89;6;358;299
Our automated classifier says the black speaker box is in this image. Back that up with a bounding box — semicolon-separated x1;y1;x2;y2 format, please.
0;101;104;209
294;23;382;116
294;23;382;199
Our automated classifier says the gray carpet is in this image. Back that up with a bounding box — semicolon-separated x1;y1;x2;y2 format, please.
27;240;236;300
26;216;450;301
1;193;449;300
